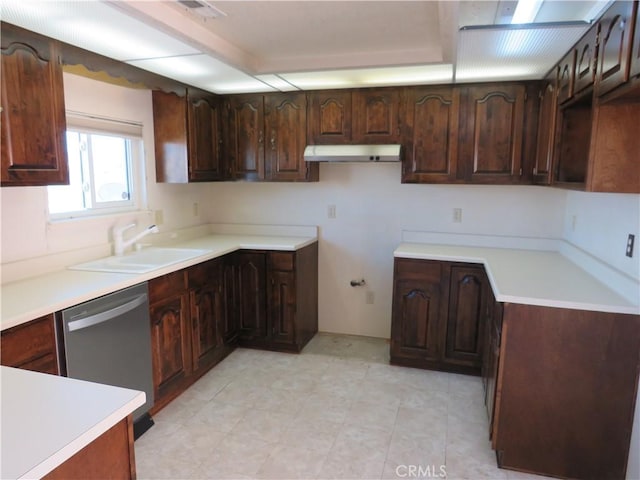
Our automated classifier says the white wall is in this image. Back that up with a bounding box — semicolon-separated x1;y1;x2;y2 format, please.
203;164;567;338
0;73;206;271
564;191;640;282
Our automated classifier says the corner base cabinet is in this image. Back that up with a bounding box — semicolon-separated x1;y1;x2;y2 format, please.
390;258;489;375
491;304;640;480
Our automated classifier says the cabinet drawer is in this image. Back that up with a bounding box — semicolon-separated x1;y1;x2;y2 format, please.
149;270;188;303
394;258;443;283
1;315;58;374
269;252;295;271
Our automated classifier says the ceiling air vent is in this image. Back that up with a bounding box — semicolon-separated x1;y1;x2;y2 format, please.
176;0;227;19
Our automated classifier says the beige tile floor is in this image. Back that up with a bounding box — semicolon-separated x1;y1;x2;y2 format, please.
135;333;551;480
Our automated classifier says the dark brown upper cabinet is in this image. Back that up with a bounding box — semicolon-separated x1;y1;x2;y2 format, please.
457;84;526;184
224;94;265;181
264;93;316;181
1;31;68;187
352;88;402;143
152;89;223;183
597;0;637;97
401;86;459;183
573;23;600;97
556;50;576;104
307;87;401;145
307;90;352;144
224;93;317;182
533;78;558;185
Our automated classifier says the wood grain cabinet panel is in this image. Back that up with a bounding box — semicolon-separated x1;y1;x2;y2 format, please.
444;266;488;367
264;93;311;181
236;252;268;341
224;94;265;181
533;79;557;184
391;258;490;375
148;286;191;408
188;260;224;373
268;269;297;345
573;23;600;96
224;93;316;181
458;84;526;184
1;34;68;186
352;88;401;143
307;90;352;144
557;50;576;104
401;86;459;183
0;314;59;375
493;304;640;479
597;0;637;96
152;89;224;183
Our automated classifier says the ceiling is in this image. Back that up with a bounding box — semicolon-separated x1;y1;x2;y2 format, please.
2;0;611;94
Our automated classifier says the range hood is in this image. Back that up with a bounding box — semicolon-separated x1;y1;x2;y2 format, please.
303;144;401;162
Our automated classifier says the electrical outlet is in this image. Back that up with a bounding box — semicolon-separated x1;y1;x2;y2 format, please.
193;202;199;217
328;205;336;219
366;291;375;304
571;215;577;232
453;208;462;223
626;234;635;258
155;210;164;225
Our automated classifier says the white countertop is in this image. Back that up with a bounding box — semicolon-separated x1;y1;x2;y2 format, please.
1;232;317;331
1;366;144;480
395;242;638;315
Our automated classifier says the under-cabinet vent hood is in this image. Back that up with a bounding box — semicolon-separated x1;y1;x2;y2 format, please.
303;144;401;162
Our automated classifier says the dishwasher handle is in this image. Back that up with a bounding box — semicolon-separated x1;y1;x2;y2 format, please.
67;293;148;332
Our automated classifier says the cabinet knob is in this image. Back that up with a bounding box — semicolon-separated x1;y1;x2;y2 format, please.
270;131;276;151
258;131;264;145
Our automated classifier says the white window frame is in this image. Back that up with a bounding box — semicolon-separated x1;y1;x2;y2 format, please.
48;111;146;221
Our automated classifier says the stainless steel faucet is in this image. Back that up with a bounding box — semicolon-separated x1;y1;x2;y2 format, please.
113;224;159;256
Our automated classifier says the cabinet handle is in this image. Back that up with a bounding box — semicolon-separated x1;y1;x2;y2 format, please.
258;131;264;145
270;131;276;151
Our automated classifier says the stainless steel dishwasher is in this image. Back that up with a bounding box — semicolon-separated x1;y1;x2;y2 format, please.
60;282;154;438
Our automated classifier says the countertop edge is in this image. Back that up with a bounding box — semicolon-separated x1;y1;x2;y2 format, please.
21;391;145;480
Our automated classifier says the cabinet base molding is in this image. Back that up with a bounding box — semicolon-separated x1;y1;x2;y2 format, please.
390;355;481;376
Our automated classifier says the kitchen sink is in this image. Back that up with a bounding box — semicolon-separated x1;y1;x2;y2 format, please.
68;247;210;274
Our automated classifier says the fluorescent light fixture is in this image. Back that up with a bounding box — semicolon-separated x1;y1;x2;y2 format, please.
254;74;300;92
279;64;453;90
512;0;544;24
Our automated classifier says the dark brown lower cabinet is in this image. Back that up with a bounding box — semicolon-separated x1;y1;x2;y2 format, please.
390;258;488;375
0;314;59;375
43;416;136;480
236;243;319;352
492;303;640;479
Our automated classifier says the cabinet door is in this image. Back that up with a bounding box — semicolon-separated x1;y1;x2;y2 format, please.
390;259;443;364
1;40;68;186
188;91;224;181
444;266;488;370
236;252;267;341
190;264;224;373
268;270;296;344
401;86;459;183
629;1;640;80
556;50;576;104
152;90;188;183
458;84;525;183
225;95;265;181
264;93;314;181
149;294;191;401
1;314;59;375
573;23;599;96
598;1;636;96
307;90;352;144
222;257;240;345
352;88;401;143
533;81;557;184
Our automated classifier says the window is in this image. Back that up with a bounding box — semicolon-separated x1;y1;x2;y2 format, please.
48;113;145;219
